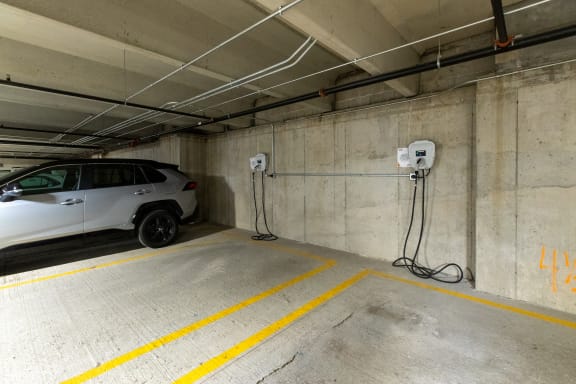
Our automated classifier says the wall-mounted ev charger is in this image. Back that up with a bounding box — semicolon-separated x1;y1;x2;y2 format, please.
249;153;267;172
408;140;435;170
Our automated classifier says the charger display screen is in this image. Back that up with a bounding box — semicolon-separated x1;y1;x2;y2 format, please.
415;150;426;157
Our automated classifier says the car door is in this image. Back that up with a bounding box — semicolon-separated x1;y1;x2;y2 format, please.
0;165;84;248
82;163;156;232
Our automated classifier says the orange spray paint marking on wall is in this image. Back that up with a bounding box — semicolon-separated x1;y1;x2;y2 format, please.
540;247;576;294
564;254;576;293
540;247;558;292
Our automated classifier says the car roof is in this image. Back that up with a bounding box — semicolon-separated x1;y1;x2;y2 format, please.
36;158;178;168
0;158;179;186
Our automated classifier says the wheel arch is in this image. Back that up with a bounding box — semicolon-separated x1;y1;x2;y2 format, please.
132;200;183;228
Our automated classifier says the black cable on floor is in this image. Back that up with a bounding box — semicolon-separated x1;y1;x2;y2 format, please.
251;171;278;241
393;169;464;283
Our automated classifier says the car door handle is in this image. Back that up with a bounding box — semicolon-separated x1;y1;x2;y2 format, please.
60;198;84;205
134;189;151;195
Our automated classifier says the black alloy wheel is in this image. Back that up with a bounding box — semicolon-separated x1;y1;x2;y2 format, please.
138;209;179;248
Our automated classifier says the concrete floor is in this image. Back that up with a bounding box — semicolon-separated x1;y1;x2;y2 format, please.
1;223;575;384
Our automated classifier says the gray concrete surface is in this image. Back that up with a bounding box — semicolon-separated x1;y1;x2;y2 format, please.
476;61;576;314
1;223;575;383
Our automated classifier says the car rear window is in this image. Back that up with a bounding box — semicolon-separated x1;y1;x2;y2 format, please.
140;166;167;183
84;164;135;189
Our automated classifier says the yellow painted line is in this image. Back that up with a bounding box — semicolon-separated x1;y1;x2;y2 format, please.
369;270;576;329
61;251;336;383
0;240;225;291
173;270;370;384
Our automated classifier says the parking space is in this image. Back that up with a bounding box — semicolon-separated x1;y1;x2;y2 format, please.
1;223;576;383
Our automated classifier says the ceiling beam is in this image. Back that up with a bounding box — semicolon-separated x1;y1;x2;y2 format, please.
0;2;330;113
249;0;420;96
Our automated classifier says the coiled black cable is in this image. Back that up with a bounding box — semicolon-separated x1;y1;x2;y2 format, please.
251;171;278;241
393;169;463;283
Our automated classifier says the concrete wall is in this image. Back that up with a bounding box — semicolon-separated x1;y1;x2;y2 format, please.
203;87;474;276
476;61;576;314
0;158;45;173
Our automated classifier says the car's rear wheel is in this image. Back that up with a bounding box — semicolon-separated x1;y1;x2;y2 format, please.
138;209;179;248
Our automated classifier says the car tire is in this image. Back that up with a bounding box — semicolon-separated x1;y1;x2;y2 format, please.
137;209;179;248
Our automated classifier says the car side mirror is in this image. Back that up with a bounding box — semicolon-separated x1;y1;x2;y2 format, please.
0;182;23;202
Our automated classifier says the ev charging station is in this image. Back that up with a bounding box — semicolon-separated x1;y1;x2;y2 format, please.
247;141;462;282
408;140;435;170
394;139;463;283
249;153;268;173
249;153;277;241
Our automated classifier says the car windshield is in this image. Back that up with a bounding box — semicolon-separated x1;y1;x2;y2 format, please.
0;165;40;185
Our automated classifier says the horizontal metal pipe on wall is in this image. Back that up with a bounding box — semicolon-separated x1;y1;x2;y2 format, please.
271;172;412;178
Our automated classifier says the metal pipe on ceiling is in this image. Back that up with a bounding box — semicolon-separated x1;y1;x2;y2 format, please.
163;23;576;134
73;36;317;145
126;0;306;101
0;79;208;120
0;149;81;157
0;155;65;161
491;0;511;46
120;0;555;137
0;139;100;149
72;101;182;145
0;124;135;141
198;0;554;113
58;0;308;143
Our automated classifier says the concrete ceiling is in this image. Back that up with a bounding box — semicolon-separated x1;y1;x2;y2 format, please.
0;0;557;159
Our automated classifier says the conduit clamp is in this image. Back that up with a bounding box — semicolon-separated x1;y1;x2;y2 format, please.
495;35;515;49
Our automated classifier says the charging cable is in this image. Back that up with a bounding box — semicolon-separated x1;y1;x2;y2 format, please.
393;169;464;283
251;171;278;241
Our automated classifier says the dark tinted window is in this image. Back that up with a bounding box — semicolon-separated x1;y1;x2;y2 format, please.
135;166;148;185
17;165;80;196
85;164;134;189
140;166;167;183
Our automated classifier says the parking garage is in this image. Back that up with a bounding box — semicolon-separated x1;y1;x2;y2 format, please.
1;1;576;383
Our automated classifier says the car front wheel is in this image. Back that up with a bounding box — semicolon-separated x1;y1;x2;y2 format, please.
138;209;179;248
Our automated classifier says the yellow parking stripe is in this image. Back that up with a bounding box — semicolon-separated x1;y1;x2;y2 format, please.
0;240;225;291
369;270;576;329
172;270;370;384
61;247;336;383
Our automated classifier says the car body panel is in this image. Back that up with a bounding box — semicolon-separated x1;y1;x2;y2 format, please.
0;190;85;249
0;159;197;251
83;183;157;231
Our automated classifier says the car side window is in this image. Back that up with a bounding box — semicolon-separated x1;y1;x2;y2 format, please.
84;164;135;189
18;165;81;196
135;166;148;185
140;166;167;183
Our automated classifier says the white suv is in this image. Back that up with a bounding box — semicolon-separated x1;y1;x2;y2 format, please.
0;159;197;250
